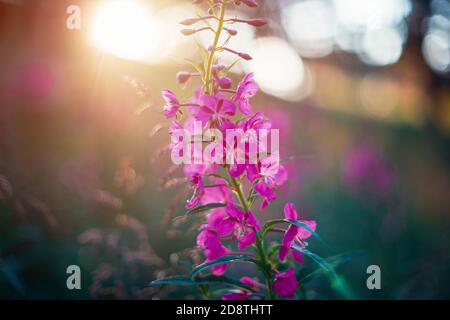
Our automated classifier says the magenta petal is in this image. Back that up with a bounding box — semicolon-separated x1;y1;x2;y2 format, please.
238;230;256;250
278;244;289;262
163;105;179;118
283;225;298;246
237;100;252;116
272;268;298;298
222;292;248;300
229;163;246;178
216;218;236;237
220;99;236;116
246;164;259;182
226;204;244;220
259;198;270;211
292;249;304;264
297;220;317;240
246;211;261;231
274;165;288;186
186;194;202;209
254;181;275;200
283;202;298;220
211;264;227;276
240;277;259;289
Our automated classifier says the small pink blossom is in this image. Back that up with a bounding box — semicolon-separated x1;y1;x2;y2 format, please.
186;174;205;209
279;203;317;263
193;94;235;128
162;89;180;118
226;204;261;250
272;268;298;298
197;229;230;276
248;155;288;210
233;73;258;115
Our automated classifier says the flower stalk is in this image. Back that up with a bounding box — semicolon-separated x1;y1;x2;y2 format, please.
150;0;325;301
205;2;226;94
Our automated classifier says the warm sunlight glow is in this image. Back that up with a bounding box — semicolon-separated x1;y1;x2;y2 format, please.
244;37;306;101
91;0;163;63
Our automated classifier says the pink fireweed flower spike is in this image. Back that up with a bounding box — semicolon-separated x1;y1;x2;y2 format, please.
148;0;332;301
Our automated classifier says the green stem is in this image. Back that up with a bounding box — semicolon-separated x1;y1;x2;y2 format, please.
205;2;226;95
204;1;276;300
229;175;275;299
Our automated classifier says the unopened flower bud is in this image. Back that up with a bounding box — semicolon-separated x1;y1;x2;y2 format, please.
180;18;200;26
238;52;253;60
181;29;197;36
218;77;232;89
177;71;191;85
235;0;258;7
244;18;267;27
224;28;238;36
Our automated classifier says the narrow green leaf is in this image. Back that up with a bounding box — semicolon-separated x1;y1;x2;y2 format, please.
224;59;241;74
299;251;362;283
149;275;255;291
185;58;204;78
190;255;259;278
292;246;354;299
185;203;227;216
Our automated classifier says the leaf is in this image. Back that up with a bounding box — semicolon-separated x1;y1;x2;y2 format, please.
224;59;241;74
185;203;227;216
185;58;204;78
190;255;259;278
149;274;255;291
299;251;362;283
150;275;203;287
292;246;355;299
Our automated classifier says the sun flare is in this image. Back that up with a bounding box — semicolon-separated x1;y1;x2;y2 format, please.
91;0;162;62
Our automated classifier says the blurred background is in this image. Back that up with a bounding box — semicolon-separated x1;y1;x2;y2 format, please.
0;0;449;299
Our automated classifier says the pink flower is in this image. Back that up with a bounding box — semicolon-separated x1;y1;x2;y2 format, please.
221;276;263;300
240;276;263;290
201;180;236;237
279;203;317;263
272;268;298;298
222;292;250;300
248;155;288;210
186;174;205;209
233;73;258;115
162;89;180;118
226;112;272;178
226;204;261;250
197;229;230;276
193;94;235;128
